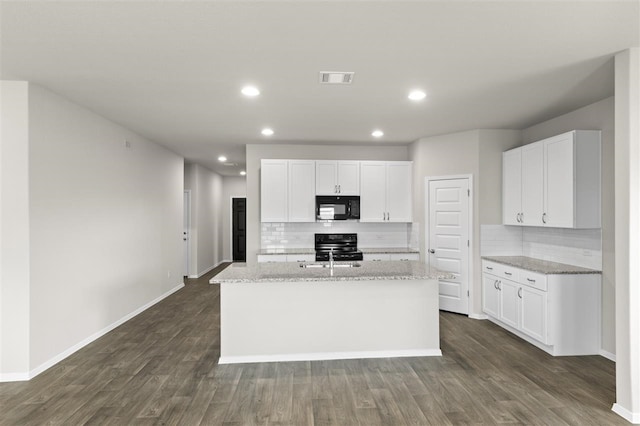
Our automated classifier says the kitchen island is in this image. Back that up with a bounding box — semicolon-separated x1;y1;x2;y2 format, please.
210;261;450;364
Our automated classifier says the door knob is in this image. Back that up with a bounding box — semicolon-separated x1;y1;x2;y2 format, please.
429;249;435;254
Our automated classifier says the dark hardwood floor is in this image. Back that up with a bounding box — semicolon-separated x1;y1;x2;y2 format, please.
0;264;624;425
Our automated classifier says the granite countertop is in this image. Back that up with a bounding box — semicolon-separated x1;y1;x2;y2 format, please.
258;248;419;255
210;261;451;284
258;248;315;255
482;256;601;275
361;248;420;254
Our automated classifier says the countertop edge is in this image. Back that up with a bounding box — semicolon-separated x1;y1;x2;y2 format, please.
482;256;602;275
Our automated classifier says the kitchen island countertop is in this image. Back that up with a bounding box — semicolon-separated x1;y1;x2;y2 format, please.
210;260;450;284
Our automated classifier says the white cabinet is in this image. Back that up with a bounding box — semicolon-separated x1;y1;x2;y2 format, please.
360;161;412;222
257;254;315;263
288;160;316;222
502;130;601;228
363;253;389;261
261;160;288;222
261;160;315;223
363;252;419;262
482;260;600;356
315;161;360;195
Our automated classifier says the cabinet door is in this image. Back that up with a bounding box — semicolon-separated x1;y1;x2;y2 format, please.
359;162;387;222
336;161;360;195
544;134;575;228
386;162;413;222
521;142;544;226
315;161;338;195
502;149;522;226
520;285;548;344
482;274;501;319
288;160;316;222
499;279;519;329
261;160;288;222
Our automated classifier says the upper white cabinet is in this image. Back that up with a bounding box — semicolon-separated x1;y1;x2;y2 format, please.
261;160;288;222
502;130;601;228
261;159;315;222
360;161;412;222
315;161;360;195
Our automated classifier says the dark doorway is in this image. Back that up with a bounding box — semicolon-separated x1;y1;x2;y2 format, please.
232;198;246;262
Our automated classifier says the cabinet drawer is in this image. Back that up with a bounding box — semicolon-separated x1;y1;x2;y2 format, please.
257;255;288;263
363;253;390;261
388;253;419;261
287;254;316;263
520;270;548;291
482;261;519;281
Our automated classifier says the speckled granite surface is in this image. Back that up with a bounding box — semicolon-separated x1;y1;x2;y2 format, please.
482;256;601;275
257;248;419;255
257;248;315;255
210;261;451;283
361;248;420;254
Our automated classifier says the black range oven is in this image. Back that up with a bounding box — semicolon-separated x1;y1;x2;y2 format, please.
315;233;363;261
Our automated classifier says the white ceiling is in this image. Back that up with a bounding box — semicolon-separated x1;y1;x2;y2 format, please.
1;1;638;175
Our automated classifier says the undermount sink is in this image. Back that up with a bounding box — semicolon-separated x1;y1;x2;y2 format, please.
299;262;361;269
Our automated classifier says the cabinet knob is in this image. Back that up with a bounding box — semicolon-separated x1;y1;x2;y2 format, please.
429;249;435;254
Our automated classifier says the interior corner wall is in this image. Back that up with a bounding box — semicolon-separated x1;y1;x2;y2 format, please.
222;176;247;261
184;163;224;277
245;144;410;265
27;83;184;373
0;81;31;379
522;96;615;357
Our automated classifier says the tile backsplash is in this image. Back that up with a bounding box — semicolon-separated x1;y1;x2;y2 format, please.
481;224;602;270
262;222;419;250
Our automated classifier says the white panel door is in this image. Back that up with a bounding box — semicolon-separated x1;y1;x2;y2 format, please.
428;178;470;314
315;161;338;195
360;162;387;222
544;134;575;228
336;161;360;195
521;142;544;226
288;160;316;222
183;190;190;277
261;160;288;222
386;162;412;222
502;149;522;226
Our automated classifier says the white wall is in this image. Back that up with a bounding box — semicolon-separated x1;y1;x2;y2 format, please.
613;48;640;422
184;163;224;276
245;144;410;265
1;81;184;379
409;129;520;316
521;97;615;356
222;176;246;261
0;81;30;379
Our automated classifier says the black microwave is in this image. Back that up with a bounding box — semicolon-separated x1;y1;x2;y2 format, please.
316;196;360;221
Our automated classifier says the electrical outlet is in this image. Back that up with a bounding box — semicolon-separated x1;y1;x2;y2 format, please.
124;139;132;149
167;270;171;278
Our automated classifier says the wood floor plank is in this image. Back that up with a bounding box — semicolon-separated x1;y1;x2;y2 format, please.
0;264;625;425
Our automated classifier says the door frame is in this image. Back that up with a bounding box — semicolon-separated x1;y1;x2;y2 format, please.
183;189;192;277
424;174;474;317
229;195;246;262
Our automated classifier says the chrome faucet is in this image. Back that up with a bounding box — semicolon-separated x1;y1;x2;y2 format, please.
329;248;334;270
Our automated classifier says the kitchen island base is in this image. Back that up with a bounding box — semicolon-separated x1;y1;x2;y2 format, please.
219;278;440;364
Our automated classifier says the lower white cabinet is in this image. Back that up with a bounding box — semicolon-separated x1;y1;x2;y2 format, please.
257;254;315;263
363;252;419;261
482;260;600;356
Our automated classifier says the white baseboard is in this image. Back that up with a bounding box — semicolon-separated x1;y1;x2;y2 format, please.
189;260;228;279
1;283;184;383
612;403;640;424
219;349;442;365
599;349;616;362
469;313;488;320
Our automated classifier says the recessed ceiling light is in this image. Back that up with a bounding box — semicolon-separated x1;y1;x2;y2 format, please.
261;128;274;136
240;171;246;176
408;90;427;101
372;130;384;138
241;86;260;97
218;155;227;162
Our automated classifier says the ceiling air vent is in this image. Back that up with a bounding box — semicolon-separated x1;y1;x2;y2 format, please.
319;71;354;84
223;162;238;167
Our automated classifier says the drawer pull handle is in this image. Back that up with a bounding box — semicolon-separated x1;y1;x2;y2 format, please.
527;278;536;282
486;266;493;270
504;272;512;276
